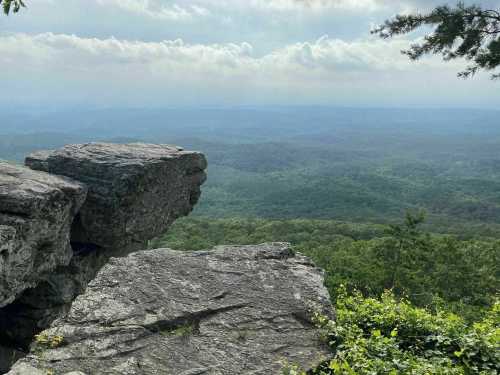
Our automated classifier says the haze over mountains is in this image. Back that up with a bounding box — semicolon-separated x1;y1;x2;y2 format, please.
2;106;500;237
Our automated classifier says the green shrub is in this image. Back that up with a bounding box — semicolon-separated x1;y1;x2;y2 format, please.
305;288;499;375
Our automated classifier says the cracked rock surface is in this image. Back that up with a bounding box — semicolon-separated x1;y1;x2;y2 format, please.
0;162;86;308
26;143;207;250
9;243;333;375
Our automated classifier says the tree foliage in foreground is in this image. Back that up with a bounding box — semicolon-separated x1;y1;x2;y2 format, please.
284;289;499;375
1;0;25;15
0;0;26;14
373;2;500;78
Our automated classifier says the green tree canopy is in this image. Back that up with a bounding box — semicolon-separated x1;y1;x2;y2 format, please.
373;2;500;79
1;0;25;15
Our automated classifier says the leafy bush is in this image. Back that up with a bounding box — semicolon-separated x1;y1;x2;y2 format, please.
303;289;499;375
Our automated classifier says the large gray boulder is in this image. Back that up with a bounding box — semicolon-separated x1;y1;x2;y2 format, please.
0;162;86;308
0;143;207;359
26;143;207;251
9;243;333;375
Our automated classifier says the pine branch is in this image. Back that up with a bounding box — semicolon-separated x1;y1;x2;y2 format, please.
372;2;500;79
1;0;26;15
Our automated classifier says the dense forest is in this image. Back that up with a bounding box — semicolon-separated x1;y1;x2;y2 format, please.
1;107;499;373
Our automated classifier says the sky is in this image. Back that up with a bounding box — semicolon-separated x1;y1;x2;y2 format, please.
0;0;499;109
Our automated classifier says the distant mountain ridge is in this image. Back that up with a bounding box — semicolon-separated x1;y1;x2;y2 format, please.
2;107;500;237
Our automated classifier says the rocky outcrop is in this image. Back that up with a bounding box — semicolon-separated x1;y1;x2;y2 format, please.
0;162;86;308
26;143;207;251
8;243;333;375
0;143;207;373
2;143;334;375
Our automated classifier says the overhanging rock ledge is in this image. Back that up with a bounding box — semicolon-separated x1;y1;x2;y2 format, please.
26;143;207;251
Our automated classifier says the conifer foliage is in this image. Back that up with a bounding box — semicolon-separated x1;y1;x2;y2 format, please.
1;0;25;15
373;2;500;79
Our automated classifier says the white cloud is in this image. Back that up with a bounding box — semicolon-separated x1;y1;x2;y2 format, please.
0;32;441;75
91;0;388;20
91;0;499;20
0;32;491;107
1;1;497;108
95;0;211;21
236;0;381;11
267;35;417;72
283;0;500;12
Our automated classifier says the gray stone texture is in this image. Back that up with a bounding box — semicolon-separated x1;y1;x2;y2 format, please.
9;243;333;375
0;162;86;308
25;143;207;250
1;143;208;373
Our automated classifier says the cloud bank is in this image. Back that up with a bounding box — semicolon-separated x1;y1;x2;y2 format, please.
1;0;498;108
0;32;445;77
92;0;500;20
